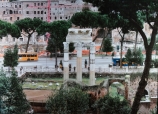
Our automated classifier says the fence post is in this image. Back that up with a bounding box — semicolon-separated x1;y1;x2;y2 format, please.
126;67;128;73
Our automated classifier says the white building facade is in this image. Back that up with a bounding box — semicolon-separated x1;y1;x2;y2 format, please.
0;0;91;23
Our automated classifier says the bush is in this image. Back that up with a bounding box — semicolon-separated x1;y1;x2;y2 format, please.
153;59;158;68
92;95;131;114
46;87;89;114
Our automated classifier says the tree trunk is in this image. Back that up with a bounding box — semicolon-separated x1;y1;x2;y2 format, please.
120;40;123;68
55;46;58;68
131;24;157;113
25;34;31;53
99;29;110;52
131;48;152;114
118;30;124;69
134;31;138;52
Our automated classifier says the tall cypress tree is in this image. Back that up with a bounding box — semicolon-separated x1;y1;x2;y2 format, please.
6;72;30;114
125;48;132;65
102;38;113;55
0;71;30;114
3;44;19;68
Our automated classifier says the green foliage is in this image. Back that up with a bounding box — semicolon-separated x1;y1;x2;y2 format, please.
125;49;132;64
38;20;71;53
71;10;100;28
69;43;75;52
150;106;157;114
0;74;9;114
37;20;71;66
46;38;54;53
0;20;20;38
102;38;113;53
15;18;43;52
153;35;158;51
3;44;19;68
0;71;30;114
125;48;144;65
93;95;131;114
152;59;158;68
46;87;89;114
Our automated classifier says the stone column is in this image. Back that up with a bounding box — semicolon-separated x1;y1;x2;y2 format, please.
63;42;69;81
75;42;82;82
125;75;130;100
89;42;95;86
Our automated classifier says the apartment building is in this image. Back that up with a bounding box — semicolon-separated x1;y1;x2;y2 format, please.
0;0;93;23
0;0;96;55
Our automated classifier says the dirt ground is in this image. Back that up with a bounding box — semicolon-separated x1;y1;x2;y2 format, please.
24;90;52;102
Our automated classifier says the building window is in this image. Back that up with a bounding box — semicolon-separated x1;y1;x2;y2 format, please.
19;5;21;8
26;4;29;7
19;37;23;41
15;5;17;8
41;3;43;6
9;10;13;14
65;17;67;19
41;17;43;20
34;3;36;6
41;11;43;14
3;11;5;14
26;11;29;14
38;3;40;6
17;17;20;20
10;17;12;20
34;11;36;14
45;12;46;14
38;11;40;14
55;17;57;20
60;17;62;19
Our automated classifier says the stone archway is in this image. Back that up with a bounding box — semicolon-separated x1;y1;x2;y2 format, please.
106;75;130;100
63;28;96;86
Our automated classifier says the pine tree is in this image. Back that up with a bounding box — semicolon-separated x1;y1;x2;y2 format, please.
0;72;11;114
135;48;144;65
0;71;30;114
46;87;89;114
102;38;113;55
125;48;144;66
3;44;19;68
6;72;30;114
125;49;132;65
93;95;131;114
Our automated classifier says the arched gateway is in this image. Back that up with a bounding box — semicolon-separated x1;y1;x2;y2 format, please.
63;28;95;85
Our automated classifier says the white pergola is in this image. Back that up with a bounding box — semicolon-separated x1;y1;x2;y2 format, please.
63;28;96;86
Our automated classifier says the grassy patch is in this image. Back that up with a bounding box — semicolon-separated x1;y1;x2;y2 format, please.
23;82;61;90
109;83;125;101
22;77;108;90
